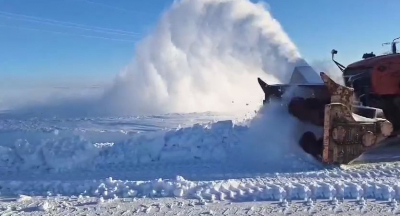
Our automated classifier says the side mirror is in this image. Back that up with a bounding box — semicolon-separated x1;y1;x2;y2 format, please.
331;49;338;60
330;49;346;72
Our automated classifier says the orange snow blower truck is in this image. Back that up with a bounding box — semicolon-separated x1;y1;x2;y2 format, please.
258;37;400;165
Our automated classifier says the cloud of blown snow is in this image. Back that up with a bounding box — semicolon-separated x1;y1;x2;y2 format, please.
231;87;324;169
310;59;344;85
6;0;312;117
99;0;308;115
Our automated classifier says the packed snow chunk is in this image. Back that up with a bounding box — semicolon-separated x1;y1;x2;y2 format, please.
175;176;186;182
209;120;234;131
126;131;166;164
40;136;100;171
17;195;32;202
38;201;52;211
9;136;100;172
173;188;185;197
159;120;242;162
13;139;44;170
361;181;374;198
318;182;336;199
0;146;17;168
293;183;312;200
392;182;400;199
375;184;396;201
346;182;364;200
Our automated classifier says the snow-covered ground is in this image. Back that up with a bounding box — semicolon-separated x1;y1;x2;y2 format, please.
1;0;397;214
1;102;400;215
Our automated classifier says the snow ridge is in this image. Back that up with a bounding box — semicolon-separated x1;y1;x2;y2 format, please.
2;170;400;203
0;100;320;176
0;120;247;174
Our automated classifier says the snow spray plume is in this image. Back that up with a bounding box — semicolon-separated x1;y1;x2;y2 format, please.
7;0;309;117
99;0;308;116
310;59;344;85
231;86;323;170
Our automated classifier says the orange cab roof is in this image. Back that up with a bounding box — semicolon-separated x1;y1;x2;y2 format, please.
346;53;400;70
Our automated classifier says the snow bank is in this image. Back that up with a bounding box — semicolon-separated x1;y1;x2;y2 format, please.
0;120;242;173
0;100;320;175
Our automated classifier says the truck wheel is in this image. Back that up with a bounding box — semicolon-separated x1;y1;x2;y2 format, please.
299;131;323;159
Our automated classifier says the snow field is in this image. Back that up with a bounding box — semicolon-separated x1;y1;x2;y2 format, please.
2;196;399;215
1;102;399;207
0;0;384;213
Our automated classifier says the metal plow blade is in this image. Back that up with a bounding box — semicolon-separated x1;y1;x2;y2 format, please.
348;136;400;165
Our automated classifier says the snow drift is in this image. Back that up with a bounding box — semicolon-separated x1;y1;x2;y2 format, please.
2;108;400;203
5;0;311;117
0;99;321;178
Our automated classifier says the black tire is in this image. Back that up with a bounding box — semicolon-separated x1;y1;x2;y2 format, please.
299;132;323;159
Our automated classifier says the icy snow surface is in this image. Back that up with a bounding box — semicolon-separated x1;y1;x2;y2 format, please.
1;102;400;209
1;0;398;212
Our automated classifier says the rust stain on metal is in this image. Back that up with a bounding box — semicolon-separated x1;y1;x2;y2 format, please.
332;126;346;142
320;72;394;164
323;102;392;164
322;105;331;164
362;131;376;147
320;72;355;110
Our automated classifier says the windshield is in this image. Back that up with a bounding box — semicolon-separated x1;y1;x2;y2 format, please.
343;68;372;86
343;68;373;101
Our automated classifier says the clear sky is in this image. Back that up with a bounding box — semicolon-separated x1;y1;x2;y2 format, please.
0;0;399;88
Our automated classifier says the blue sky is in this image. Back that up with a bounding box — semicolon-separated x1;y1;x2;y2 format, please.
0;0;399;87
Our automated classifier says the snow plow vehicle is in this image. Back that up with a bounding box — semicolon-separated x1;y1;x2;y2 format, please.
258;37;400;165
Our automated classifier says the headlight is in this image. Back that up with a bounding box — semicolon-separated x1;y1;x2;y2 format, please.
362;131;376;147
380;120;393;137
